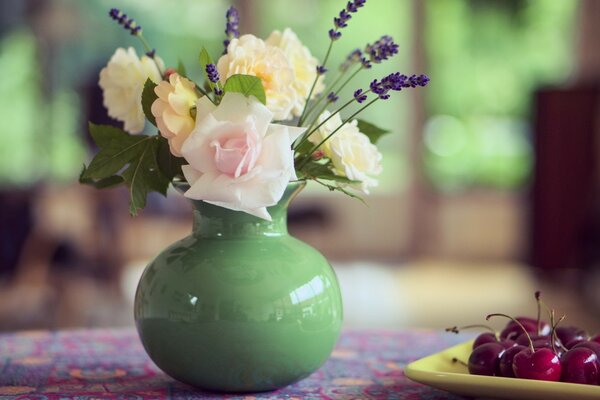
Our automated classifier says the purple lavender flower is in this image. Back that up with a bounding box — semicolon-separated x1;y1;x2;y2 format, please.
340;49;363;71
317;65;328;75
365;35;399;64
214;88;224;96
327;92;339;103
329;29;342;41
367;72;429;99
354;89;368;103
108;8;142;36
223;6;240;49
329;0;367;40
145;49;156;58
206;64;220;83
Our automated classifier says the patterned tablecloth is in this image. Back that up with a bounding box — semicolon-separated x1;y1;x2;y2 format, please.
0;329;472;399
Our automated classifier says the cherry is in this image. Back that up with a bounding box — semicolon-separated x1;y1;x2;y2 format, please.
472;332;498;349
513;347;562;381
468;342;505;376
573;341;600;359
591;334;600;345
556;326;588;349
499;339;517;349
445;325;498;350
560;347;600;385
488;312;562;381
516;333;549;347
499;344;527;377
500;318;539;340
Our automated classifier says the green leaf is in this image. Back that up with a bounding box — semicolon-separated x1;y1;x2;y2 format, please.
80;125;170;215
82;123;147;179
142;79;158;126
79;165;124;189
121;137;170;216
356;119;391;144
199;47;216;92
157;136;187;180
223;74;266;104
177;59;187;77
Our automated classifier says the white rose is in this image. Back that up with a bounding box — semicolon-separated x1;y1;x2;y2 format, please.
266;28;324;117
309;111;383;194
151;73;198;156
180;92;305;220
99;47;163;134
217;34;297;121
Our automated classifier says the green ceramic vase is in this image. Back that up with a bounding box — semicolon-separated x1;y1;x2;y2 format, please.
134;182;343;392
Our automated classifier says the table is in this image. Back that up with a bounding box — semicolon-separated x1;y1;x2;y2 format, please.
0;328;471;399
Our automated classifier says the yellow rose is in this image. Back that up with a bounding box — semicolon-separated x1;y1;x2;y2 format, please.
217;34;297;121
310;111;382;194
99;47;163;134
151;73;198;156
266;28;324;117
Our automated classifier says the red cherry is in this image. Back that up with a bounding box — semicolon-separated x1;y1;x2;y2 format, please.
473;332;498;349
516;333;548;347
499;345;527;377
500;317;548;340
560;347;599;385
591;334;600;345
499;339;517;349
468;342;505;376
573;341;600;359
512;347;562;381
556;326;588;348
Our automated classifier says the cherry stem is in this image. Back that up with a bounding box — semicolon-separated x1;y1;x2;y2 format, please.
445;324;496;337
535;291;542;336
452;357;468;367
550;311;568;353
487;313;534;353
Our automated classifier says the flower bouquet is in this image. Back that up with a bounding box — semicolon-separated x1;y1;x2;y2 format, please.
80;1;429;392
80;1;428;219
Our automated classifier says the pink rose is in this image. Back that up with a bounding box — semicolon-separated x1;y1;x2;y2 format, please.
180;92;305;220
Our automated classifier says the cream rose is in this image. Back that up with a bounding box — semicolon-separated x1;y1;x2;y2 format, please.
266;28;324;117
99;47;163;134
217;34;297;121
180;92;305;220
310;111;383;194
151;73;198;156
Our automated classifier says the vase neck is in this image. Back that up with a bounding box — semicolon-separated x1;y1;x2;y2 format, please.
190;182;305;239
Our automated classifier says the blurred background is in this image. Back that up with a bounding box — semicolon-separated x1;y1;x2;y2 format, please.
1;0;599;333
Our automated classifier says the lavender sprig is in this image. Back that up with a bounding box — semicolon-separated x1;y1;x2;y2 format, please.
297;0;368;126
108;8;163;75
223;6;240;50
340;49;363;72
109;8;142;35
327;92;339;103
363;35;399;67
354;89;368;103
330;0;367;40
369;73;430;99
205;64;220;83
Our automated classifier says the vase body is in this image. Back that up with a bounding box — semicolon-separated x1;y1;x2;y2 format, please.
134;183;343;392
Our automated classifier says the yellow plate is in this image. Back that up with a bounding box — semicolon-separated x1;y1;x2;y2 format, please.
405;340;600;400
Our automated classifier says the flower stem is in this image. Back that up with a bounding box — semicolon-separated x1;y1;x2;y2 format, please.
304;68;364;131
294;88;373;151
297;97;379;170
303;68;349;121
137;35;164;76
298;39;335;126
